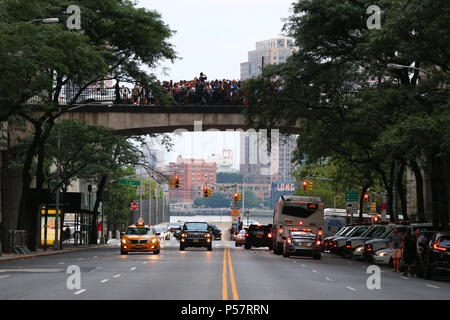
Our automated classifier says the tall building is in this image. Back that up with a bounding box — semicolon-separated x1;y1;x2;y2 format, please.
240;37;295;80
240;132;298;184
169;155;217;203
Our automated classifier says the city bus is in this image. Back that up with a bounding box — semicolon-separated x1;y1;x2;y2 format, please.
272;195;324;255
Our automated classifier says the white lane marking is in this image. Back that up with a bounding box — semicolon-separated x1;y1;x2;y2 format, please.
426;284;440;289
301;264;306;267
58;262;65;265
142;262;148;264
74;289;86;295
130;267;136;271
325;277;334;282
93;256;98;258
312;269;318;273
113;274;121;278
292;261;297;263
0;275;11;279
76;258;83;261
100;279;109;283
0;269;63;273
400;276;408;280
346;286;357;291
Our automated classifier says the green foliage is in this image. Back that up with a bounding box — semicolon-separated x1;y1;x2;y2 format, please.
193;192;231;208
244;0;449;223
216;172;243;184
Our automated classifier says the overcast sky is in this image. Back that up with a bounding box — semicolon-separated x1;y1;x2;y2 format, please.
137;0;295;168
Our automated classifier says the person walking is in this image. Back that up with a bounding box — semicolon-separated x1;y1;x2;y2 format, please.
402;229;417;276
389;227;402;272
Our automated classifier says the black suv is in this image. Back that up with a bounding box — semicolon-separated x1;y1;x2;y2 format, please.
208;224;222;240
244;224;273;250
180;222;213;251
416;232;450;279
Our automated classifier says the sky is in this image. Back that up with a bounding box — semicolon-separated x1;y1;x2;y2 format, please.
137;0;296;168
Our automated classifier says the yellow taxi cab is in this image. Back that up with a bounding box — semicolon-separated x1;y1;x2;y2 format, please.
120;218;161;255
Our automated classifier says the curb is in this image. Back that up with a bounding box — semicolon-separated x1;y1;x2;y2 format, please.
0;245;113;263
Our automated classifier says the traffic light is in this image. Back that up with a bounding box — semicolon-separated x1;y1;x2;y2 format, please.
371;202;376;212
208;188;213;197
363;193;369;202
302;181;307;191
174;174;181;188
169;177;174;188
308;181;313;192
203;186;209;197
234;193;241;202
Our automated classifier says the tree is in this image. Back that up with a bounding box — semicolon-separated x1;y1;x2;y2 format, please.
216;172;243;184
244;0;449;228
1;0;177;250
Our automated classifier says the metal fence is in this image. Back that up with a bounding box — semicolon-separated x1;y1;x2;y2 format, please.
9;230;31;255
25;86;248;106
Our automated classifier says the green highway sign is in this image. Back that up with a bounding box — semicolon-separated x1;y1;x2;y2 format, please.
345;190;359;202
119;179;141;186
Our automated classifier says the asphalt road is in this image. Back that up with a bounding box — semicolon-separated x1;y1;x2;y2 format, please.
0;240;449;300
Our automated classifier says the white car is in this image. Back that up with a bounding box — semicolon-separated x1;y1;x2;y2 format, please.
154;226;170;240
352;245;365;260
373;248;393;265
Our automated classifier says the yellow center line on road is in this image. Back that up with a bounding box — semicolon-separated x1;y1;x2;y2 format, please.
227;246;239;300
222;247;228;300
222;247;239;300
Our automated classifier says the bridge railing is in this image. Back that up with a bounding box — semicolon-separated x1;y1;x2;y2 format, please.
25;86;248;106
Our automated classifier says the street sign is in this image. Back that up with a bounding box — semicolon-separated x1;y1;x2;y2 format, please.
130;202;139;211
345;190;359;202
120;179;141;186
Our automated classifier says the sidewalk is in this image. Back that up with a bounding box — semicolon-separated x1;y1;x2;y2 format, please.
0;243;116;263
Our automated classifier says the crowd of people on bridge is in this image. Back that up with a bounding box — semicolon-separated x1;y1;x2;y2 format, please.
115;73;248;106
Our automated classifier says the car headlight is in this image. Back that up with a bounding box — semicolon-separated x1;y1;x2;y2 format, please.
151;238;158;244
121;238;126;244
182;233;187;237
377;251;389;257
355;246;364;252
204;233;211;238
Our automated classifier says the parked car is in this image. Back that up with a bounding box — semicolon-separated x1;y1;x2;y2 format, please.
342;224;388;258
363;223;434;262
331;225;371;255
322;226;353;252
235;230;246;247
416;232;450;279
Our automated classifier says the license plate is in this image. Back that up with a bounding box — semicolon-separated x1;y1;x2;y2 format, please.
134;245;144;248
256;235;262;238
193;239;199;243
301;242;310;246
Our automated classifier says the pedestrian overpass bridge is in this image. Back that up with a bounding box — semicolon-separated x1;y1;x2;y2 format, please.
60;104;302;135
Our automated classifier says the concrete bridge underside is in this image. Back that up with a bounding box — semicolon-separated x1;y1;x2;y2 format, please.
61;105;302;135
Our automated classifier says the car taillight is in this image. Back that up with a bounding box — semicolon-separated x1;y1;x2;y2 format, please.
287;238;292;244
267;233;272;238
433;243;447;251
245;233;249;237
299;221;303;225
316;240;321;246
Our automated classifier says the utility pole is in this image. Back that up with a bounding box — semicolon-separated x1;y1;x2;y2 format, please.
53;127;61;250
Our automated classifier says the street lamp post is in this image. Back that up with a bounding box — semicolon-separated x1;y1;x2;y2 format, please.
52;128;61;250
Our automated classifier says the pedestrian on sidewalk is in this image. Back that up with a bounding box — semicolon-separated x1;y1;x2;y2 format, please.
402;229;417;276
389;227;402;272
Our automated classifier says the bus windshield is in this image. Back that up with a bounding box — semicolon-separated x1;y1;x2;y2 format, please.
282;205;316;218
